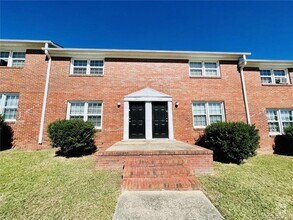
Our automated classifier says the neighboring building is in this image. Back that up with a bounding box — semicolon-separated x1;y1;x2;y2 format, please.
0;40;292;151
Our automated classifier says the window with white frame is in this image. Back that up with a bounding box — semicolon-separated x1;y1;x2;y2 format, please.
0;93;19;121
189;62;219;77
67;101;103;128
0;51;26;67
266;109;293;134
260;69;290;84
71;59;104;75
192;102;225;127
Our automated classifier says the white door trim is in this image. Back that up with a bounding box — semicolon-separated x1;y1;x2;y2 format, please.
145;102;152;139
123;87;174;140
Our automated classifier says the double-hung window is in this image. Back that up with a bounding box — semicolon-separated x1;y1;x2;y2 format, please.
189;62;219;77
0;93;19;121
0;51;26;67
260;69;290;84
67;101;103;128
192;102;225;128
266;109;293;134
71;59;104;75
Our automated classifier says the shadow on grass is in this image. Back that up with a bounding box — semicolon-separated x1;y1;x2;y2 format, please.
273;135;293;156
0;122;14;151
54;145;98;158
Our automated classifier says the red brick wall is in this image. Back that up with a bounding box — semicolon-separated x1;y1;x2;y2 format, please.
0;50;48;149
5;52;287;152
244;67;293;150
41;58;247;151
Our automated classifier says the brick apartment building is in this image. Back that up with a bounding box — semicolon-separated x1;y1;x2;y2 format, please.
1;40;293;152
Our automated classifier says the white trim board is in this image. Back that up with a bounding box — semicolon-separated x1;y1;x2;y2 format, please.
123;87;174;140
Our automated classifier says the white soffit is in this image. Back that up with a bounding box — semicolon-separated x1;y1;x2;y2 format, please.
0;39;61;50
44;48;250;60
246;59;293;68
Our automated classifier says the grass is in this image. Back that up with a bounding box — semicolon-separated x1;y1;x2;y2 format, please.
0;149;121;220
1;149;292;220
198;154;293;220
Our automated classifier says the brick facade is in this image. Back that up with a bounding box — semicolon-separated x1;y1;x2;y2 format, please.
0;50;48;149
1;40;292;152
41;59;247;151
243;67;293;149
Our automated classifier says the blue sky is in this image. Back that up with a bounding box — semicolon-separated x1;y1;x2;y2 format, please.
1;1;293;59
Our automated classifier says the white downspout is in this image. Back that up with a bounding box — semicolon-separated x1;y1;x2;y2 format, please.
38;43;52;144
239;55;251;125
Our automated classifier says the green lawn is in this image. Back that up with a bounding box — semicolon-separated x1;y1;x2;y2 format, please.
199;154;293;220
0;149;121;220
1;150;292;220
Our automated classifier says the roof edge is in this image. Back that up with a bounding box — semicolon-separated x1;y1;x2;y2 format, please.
43;47;251;56
245;59;293;68
0;39;62;48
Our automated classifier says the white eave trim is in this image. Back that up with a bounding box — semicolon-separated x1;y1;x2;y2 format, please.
245;59;293;68
42;47;251;60
0;39;62;49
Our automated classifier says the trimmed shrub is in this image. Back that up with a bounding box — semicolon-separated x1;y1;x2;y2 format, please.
0;115;13;150
48;119;97;157
0;115;14;151
274;126;293;156
284;126;293;140
203;122;260;164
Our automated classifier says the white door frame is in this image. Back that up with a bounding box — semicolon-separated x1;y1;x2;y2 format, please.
123;88;174;140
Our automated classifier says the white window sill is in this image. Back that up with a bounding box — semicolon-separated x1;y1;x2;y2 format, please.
0;66;24;69
69;74;104;77
4;119;16;123
269;132;282;137
261;83;291;86
193;126;206;129
189;75;220;79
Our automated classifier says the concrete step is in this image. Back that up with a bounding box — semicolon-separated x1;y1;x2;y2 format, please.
123;166;194;178
121;177;200;191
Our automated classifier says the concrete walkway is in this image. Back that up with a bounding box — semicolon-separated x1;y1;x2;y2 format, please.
113;191;224;220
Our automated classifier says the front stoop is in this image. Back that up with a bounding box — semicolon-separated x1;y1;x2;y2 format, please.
122;157;200;191
96;141;213;191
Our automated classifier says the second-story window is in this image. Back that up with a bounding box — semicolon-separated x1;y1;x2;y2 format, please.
189;61;219;77
260;69;290;84
0;51;26;67
71;59;104;75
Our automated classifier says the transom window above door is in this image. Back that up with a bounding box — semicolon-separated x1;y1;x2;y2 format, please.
192;102;225;128
67;101;103;128
70;59;104;75
189;61;220;77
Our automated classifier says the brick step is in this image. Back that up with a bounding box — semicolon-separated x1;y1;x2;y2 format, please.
121;177;200;191
123;166;194;178
124;158;188;167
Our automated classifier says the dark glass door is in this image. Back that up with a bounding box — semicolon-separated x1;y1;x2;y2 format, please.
152;102;169;138
129;102;145;139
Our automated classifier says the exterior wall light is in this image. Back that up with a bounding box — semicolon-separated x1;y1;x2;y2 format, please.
117;102;121;108
175;102;179;108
